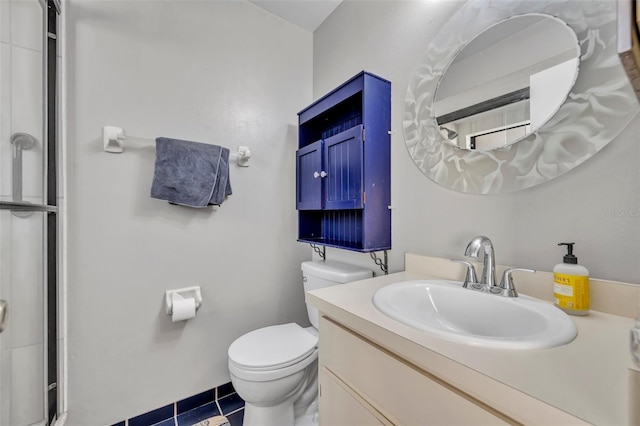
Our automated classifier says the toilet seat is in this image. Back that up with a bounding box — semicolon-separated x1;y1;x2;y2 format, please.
228;323;319;382
229;323;318;370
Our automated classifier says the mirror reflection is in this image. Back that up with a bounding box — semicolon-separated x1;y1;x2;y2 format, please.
434;14;579;151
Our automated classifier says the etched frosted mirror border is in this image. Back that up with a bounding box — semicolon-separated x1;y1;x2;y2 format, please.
403;0;640;194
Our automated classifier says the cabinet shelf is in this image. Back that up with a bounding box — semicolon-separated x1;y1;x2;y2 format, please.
296;71;391;253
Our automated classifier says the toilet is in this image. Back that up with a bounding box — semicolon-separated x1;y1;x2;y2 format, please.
227;260;372;426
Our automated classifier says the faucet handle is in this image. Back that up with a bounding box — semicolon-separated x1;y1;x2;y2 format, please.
498;268;535;297
451;260;478;288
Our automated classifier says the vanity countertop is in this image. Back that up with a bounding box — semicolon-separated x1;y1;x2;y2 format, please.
307;261;636;425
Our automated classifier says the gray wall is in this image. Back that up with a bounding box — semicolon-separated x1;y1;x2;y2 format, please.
314;0;640;284
64;0;640;423
65;1;312;424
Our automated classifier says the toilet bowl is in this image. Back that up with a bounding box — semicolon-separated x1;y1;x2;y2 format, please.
227;260;373;426
229;323;319;426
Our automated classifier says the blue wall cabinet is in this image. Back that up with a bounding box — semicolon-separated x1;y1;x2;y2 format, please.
296;141;323;210
296;71;391;252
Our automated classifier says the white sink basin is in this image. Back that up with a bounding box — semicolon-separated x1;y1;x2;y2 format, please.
372;280;577;349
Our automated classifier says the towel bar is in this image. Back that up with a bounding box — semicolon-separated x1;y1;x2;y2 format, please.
103;125;251;167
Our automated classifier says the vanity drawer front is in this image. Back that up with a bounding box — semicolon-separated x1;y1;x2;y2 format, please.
320;317;511;426
319;368;389;426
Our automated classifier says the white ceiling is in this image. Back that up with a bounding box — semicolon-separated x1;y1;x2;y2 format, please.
249;0;342;32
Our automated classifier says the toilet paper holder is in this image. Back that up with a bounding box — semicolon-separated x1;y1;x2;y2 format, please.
165;286;203;316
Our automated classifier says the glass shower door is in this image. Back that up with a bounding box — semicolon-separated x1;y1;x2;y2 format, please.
0;0;59;424
0;210;47;425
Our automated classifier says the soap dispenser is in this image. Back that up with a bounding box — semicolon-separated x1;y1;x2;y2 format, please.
553;242;590;315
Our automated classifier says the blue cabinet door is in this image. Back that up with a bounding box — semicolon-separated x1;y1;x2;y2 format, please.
296;140;323;210
323;125;364;210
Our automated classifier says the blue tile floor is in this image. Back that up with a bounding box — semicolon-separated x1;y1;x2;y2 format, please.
177;394;244;426
111;382;245;426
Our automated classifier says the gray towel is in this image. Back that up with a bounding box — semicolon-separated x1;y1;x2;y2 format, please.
150;137;232;207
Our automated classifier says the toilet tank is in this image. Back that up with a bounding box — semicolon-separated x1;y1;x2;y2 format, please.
302;260;373;329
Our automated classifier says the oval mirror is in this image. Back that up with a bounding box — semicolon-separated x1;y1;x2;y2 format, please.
434;14;579;151
403;0;639;194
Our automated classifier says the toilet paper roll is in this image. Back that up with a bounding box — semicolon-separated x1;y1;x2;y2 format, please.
171;296;196;322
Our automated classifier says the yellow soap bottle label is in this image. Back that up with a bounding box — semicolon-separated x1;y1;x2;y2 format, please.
554;273;590;311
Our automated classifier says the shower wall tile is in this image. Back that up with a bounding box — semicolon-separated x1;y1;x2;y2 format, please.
10;0;42;52
0;43;10;198
0;206;46;349
10;44;43;200
0;349;11;426
0;211;12;345
0;223;11;345
0;1;9;44
0;202;46;425
11;343;44;426
9;210;44;349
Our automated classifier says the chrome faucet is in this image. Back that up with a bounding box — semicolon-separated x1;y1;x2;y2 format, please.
464;235;497;288
452;236;535;297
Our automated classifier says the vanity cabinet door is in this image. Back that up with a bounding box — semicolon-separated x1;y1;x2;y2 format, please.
296;140;323;210
323;125;364;210
320;317;511;426
319;368;389;426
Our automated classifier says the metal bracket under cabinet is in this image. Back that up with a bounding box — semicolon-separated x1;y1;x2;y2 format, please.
370;251;388;275
310;244;388;275
310;244;326;260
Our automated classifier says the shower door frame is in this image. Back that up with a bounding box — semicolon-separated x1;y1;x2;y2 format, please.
0;0;60;423
46;0;60;422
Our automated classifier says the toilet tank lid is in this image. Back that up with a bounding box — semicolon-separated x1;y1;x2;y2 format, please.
302;260;373;283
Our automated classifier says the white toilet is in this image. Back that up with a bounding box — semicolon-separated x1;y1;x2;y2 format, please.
227;260;372;426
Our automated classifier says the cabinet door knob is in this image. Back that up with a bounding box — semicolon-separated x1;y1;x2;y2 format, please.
320;171;327;178
313;171;320;178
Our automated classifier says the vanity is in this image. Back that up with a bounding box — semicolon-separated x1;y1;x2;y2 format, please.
306;253;639;425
